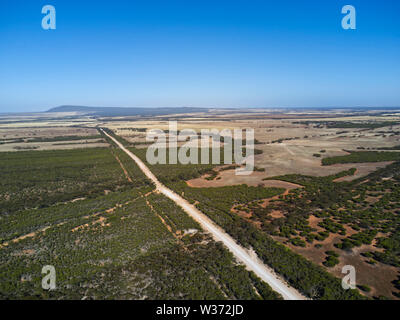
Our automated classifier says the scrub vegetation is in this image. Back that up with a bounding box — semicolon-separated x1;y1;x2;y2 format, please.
0;136;281;300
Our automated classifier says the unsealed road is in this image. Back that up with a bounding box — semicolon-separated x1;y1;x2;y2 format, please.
102;129;307;300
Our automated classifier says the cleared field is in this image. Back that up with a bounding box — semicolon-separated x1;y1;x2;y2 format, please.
187;170;302;189
109;114;400;181
0;127;99;139
0;127;108;152
0;140;108;152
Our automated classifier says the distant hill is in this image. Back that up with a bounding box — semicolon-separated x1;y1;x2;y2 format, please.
47;105;210;117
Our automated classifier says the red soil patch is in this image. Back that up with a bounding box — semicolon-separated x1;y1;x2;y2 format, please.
269;210;284;219
332;162;393;182
273;228;399;299
186;168;302;190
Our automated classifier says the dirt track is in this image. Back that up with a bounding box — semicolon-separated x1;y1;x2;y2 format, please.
101;129;307;300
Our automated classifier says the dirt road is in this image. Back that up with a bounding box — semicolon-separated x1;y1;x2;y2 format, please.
101;129;307;300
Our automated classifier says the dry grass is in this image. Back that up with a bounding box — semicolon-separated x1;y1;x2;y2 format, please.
107;114;400;180
0;126;108;152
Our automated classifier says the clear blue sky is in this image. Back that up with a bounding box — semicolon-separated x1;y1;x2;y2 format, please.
0;0;399;112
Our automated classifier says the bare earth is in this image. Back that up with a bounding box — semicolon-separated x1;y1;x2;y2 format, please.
187;170;302;189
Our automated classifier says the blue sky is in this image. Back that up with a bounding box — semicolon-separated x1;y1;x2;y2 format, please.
0;0;399;112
